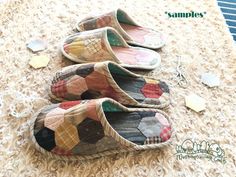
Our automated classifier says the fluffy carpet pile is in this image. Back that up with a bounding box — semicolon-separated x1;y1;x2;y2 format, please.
0;0;235;176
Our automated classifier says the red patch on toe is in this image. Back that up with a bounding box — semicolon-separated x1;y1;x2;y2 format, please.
59;101;81;110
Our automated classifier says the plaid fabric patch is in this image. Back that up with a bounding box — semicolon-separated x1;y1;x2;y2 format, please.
51;80;67;98
55;121;80;150
160;126;171;142
84;38;102;54
144;136;162;145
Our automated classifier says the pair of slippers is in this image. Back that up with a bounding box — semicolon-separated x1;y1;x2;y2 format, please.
61;9;166;70
31;61;173;160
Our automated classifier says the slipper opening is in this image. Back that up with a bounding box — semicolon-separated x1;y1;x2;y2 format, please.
116;9;165;49
108;62;170;106
102;100;172;145
33;101;121;156
106;30;160;68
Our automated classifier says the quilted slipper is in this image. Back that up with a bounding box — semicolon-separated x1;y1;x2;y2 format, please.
61;27;161;70
50;61;170;108
76;8;166;49
30;98;172;160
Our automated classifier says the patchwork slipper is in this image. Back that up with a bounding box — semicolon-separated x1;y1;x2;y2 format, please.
31;98;172;160
50;61;170;108
61;27;161;70
76;8;166;49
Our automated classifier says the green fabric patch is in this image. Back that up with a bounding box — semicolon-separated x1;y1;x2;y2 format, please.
117;9;135;25
107;30;123;46
108;63;129;76
102;101;122;112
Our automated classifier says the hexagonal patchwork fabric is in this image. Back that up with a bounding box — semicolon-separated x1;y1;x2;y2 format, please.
63;31;113;62
33;99;172;157
34;104;60;135
138;117;162;137
66;75;88;96
84;38;102;54
137;112;171;144
76;64;94;77
51;80;67;98
35;127;56;151
33;100;108;156
77;118;104;144
34;100;121;156
160;127;171;142
141;83;163;98
85;71;110;90
55;120;80;150
44;107;65;131
50;62;170;108
105;110;171;145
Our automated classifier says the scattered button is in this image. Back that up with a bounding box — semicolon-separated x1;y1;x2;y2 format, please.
29;55;50;69
185;93;206;112
201;73;220;88
27;39;47;52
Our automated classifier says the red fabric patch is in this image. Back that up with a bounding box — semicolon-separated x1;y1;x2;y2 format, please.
51;146;72;156
141;83;163;98
51;80;67;98
59;101;81;110
160;126;171;142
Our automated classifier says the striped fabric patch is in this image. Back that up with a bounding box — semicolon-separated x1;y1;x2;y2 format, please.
217;0;236;41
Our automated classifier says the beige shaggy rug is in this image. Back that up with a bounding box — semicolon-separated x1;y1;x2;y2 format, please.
0;0;235;176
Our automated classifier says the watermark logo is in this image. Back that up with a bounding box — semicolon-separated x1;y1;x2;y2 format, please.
175;139;226;164
165;11;206;18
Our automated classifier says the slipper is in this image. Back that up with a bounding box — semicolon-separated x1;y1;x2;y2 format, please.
76;8;166;49
61;27;161;70
31;98;172;160
50;61;170;108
